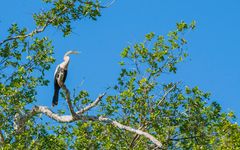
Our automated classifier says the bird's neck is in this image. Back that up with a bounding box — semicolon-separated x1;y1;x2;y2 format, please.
59;56;70;70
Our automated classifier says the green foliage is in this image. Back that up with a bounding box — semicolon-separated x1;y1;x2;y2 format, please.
0;0;103;149
0;1;239;149
33;0;101;36
100;21;240;149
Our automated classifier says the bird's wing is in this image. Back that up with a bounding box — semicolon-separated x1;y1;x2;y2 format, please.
54;65;60;78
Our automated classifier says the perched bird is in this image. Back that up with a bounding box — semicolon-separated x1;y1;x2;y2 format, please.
52;51;79;107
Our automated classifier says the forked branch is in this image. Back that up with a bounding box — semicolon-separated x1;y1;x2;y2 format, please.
21;106;163;148
13;82;162;148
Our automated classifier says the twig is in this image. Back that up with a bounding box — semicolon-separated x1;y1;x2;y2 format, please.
150;83;178;123
76;92;106;114
169;135;203;141
102;0;116;8
0;22;48;46
0;7;68;46
157;83;178;106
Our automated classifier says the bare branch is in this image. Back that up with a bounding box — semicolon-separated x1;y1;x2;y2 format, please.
14;113;22;132
31;106;76;123
157;83;178;106
17;105;96;123
61;84;77;118
76;93;106;114
14;105;162;148
129;125;147;148
13;77;162;147
99;116;163;148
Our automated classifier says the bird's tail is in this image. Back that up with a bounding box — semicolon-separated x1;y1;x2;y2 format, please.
52;89;59;107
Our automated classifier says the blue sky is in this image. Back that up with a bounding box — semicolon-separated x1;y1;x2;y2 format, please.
0;0;239;120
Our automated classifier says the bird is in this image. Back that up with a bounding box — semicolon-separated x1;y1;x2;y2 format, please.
52;50;79;107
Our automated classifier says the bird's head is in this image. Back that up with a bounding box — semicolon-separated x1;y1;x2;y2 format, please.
63;50;80;61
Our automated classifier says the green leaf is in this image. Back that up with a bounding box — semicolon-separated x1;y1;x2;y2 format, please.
145;32;155;41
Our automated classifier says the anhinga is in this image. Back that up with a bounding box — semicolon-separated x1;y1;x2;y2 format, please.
52;51;79;107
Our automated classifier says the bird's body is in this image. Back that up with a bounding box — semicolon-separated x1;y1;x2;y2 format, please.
52;65;68;106
52;51;79;107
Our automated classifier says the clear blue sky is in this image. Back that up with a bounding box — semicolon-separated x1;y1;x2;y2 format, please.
0;0;239;120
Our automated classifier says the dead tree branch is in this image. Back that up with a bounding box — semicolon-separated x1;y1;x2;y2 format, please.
61;84;77;118
129;125;147;148
13;76;162;148
98;116;162;148
13;86;162;148
18;105;162;148
76;93;106;114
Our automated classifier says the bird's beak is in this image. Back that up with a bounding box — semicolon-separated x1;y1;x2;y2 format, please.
64;50;81;56
71;51;80;54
